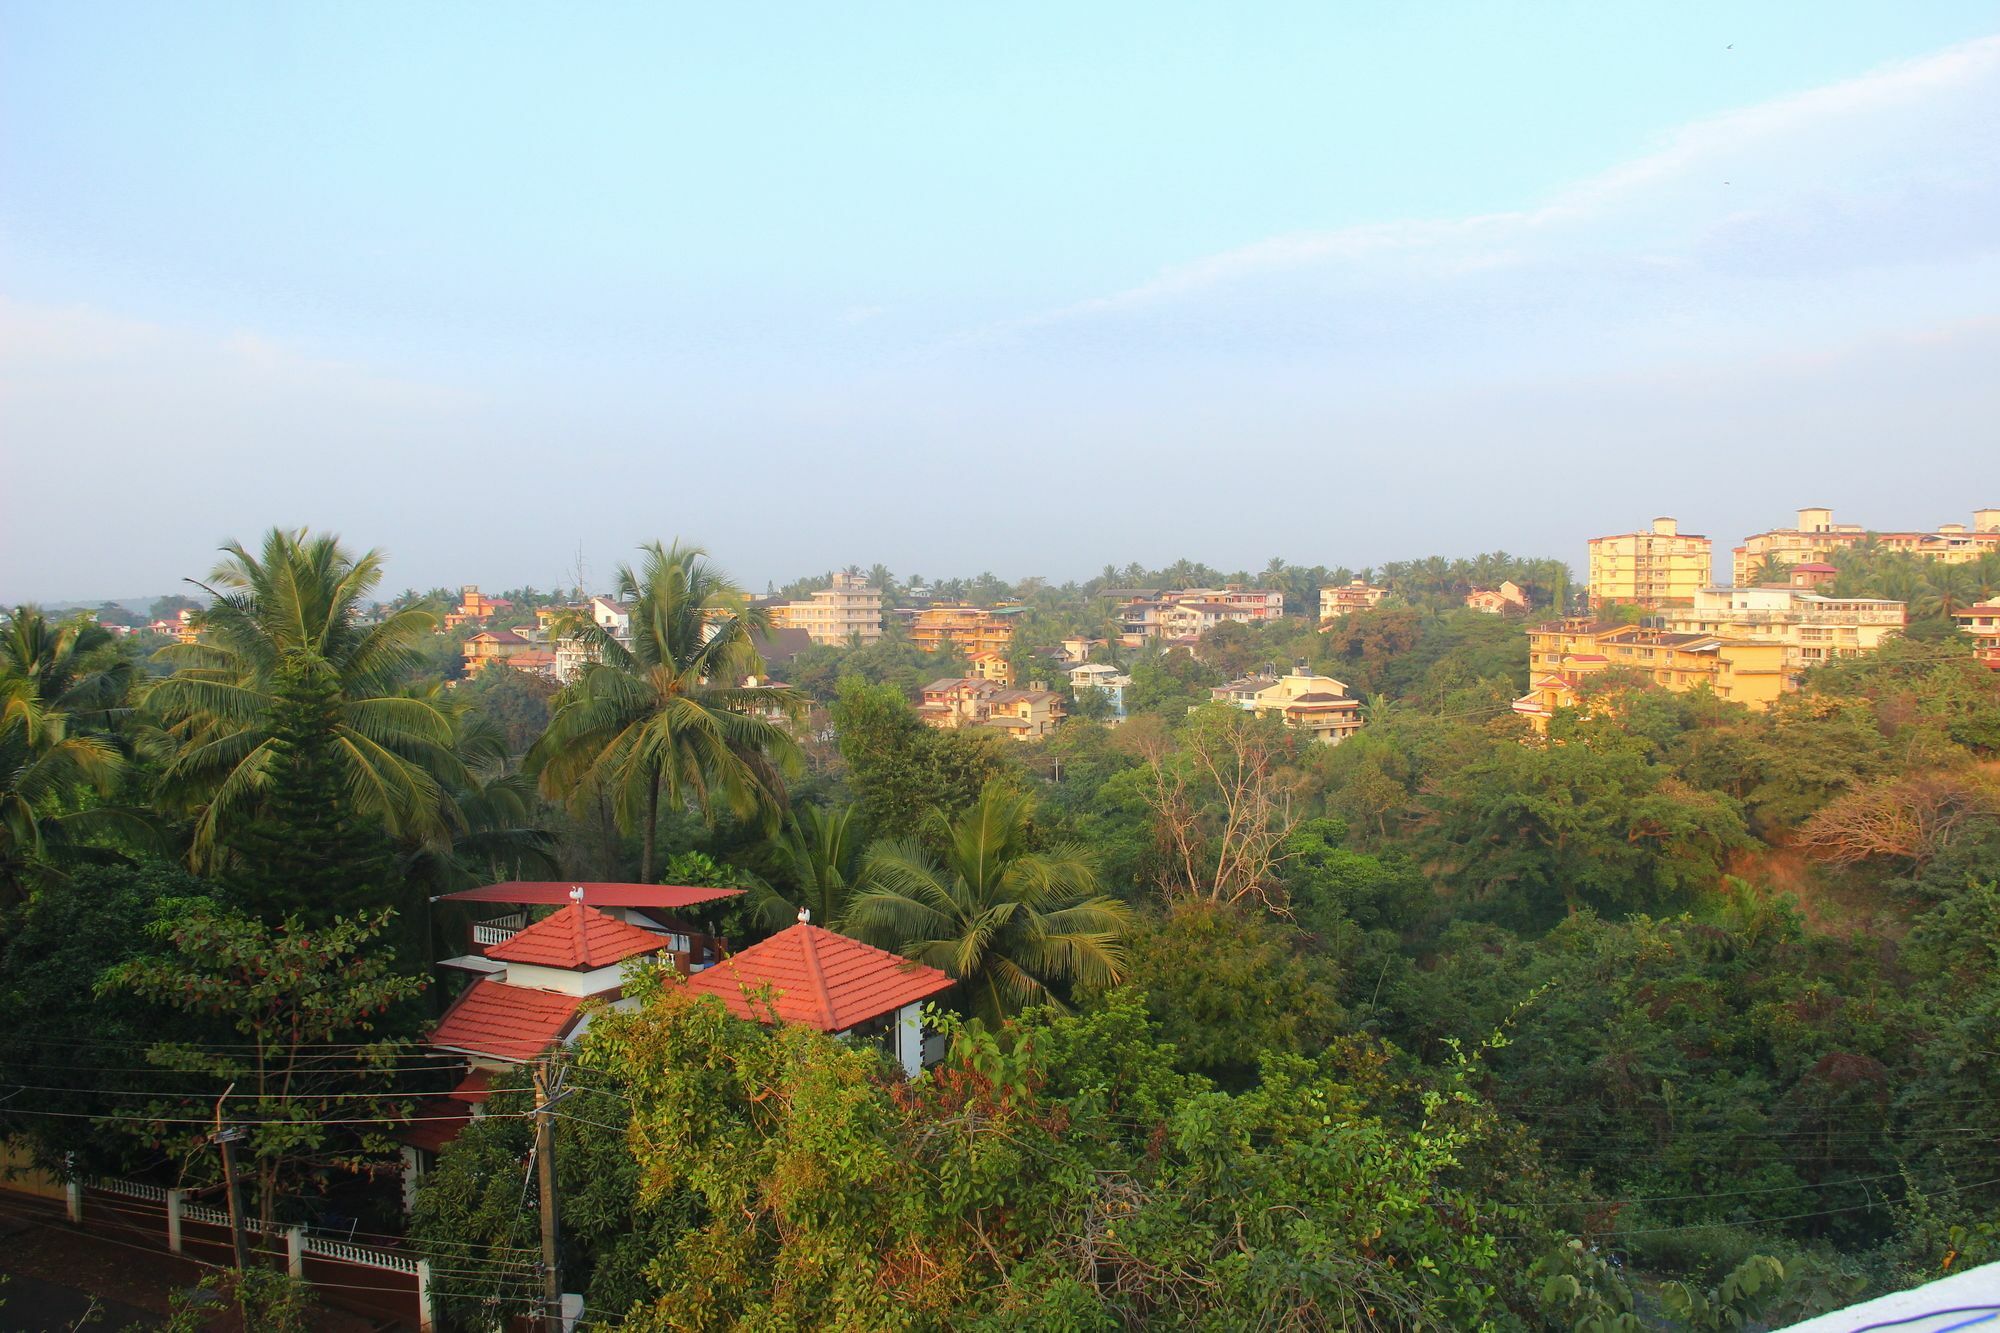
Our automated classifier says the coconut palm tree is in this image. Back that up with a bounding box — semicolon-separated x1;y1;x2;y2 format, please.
1;607;137;729
526;540;801;883
147;529;460;869
1747;555;1793;586
1916;564;1981;620
0;675;129;899
845;782;1131;1025
400;690;558;893
746;803;870;928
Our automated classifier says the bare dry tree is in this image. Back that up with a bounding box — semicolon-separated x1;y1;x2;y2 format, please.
1141;708;1307;911
1794;771;1996;870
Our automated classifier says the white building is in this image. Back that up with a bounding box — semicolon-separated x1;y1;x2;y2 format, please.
766;572;883;645
1658;585;1906;671
1068;663;1132;716
553;596;634;682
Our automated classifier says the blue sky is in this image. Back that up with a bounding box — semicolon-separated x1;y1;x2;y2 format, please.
3;3;1998;599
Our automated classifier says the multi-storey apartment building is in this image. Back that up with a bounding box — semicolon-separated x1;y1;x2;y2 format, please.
765;572;883;646
1119;588;1285;645
1953;600;2000;669
1731;508;2000;585
1209;668;1363;744
1658;586;1905;672
916;677;1064;739
1319;580;1389;623
1586;518;1712;608
1516;618;1788;732
910;605;1022;657
1249;670;1363;744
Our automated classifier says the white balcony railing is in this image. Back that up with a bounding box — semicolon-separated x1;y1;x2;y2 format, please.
472;913;526;947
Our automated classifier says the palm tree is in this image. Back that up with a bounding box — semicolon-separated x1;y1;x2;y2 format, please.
1747;555;1793;586
747;803;869;928
526;540;801;882
400;691;558;893
1916;564;1980;620
1;607;136;729
0;674;129;899
147;529;460;869
846;782;1131;1025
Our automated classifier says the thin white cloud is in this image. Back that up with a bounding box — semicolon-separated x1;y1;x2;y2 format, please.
990;33;2000;335
0;298;468;410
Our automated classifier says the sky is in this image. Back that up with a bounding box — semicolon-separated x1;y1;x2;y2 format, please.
3;2;1998;601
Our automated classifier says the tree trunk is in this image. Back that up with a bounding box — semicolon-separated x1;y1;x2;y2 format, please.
640;767;661;883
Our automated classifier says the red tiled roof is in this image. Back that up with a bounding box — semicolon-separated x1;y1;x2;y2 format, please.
1792;562;1839;573
451;1067;499;1104
440;882;744;910
685;923;956;1032
485;903;666;970
396;1101;472;1154
429;980;583;1062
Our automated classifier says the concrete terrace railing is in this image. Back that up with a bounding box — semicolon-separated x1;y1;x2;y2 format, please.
472;911;528;947
55;1173;438;1330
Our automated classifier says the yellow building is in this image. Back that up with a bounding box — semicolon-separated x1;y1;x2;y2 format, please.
1732;508;2000;585
1586;517;1712;608
981;688;1066;740
765;573;883;646
966;651;1013;685
1953;600;2000;670
462;628;529;673
910;605;1021;657
1318;580;1388;623
1516;618;1787;732
916;677;1063;739
1658;586;1905;673
1248;671;1363;745
444;585;512;629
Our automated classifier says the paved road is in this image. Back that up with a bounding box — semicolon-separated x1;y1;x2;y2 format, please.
0;1269;161;1331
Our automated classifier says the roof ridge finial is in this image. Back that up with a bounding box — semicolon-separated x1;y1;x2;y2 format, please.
794;916;836;1029
798;906;810;923
570;886;589;965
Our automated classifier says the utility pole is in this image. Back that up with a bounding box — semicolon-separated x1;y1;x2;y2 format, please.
210;1086;251;1273
532;1060;569;1332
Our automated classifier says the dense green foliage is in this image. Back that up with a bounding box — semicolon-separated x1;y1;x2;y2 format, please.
7;529;2000;1329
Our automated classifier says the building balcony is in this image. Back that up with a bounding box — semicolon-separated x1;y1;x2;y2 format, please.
471;913;526;947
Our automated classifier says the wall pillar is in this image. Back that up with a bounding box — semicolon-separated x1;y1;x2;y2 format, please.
400;1145;421;1213
285;1225;305;1278
415;1258;435;1332
65;1180;82;1225
166;1189;185;1253
897;1003;923;1078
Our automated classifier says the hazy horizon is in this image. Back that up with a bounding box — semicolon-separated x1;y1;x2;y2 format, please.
5;4;1998;602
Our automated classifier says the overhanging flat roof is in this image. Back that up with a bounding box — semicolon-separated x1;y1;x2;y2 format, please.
437;881;744;909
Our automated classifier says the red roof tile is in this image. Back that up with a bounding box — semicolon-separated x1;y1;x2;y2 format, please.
440;881;744;910
396;1101;472;1154
451;1067;499;1105
429;980;583;1062
485;903;666;970
685;923;956;1032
